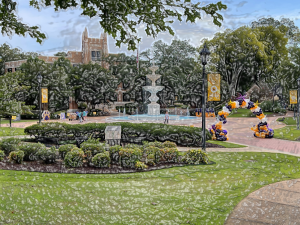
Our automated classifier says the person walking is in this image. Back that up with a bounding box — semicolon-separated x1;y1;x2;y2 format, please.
164;111;169;124
82;110;87;122
78;111;82;123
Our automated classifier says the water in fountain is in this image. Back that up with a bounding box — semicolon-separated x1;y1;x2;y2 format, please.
123;108;126;116
118;109;120;117
187;107;190;116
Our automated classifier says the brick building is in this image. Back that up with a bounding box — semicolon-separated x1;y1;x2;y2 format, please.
4;28;131;111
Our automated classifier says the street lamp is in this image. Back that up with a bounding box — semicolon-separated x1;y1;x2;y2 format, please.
37;73;43;124
200;43;210;152
297;77;300;130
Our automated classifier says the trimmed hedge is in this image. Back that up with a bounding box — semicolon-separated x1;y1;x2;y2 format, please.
182;149;209;164
0;137;21;155
119;147;142;168
109;145;122;163
18;142;46;161
80;142;106;162
64;147;85;168
24;122;211;147
8;151;24;164
38;146;57;164
0;150;5;161
58;144;76;159
92;152;110;168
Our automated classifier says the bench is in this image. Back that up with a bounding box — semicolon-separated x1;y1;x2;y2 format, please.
278;117;285;122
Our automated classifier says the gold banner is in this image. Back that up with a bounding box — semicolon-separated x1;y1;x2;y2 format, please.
207;73;220;101
12;116;16;120
290;90;297;104
41;88;48;103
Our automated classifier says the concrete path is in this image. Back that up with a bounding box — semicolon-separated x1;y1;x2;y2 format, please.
224;179;300;225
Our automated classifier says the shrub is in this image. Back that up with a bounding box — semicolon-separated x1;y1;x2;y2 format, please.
181;149;209;164
163;141;177;148
92;152;110;168
143;141;164;149
135;161;148;170
58;144;76;159
38;146;57;164
119;147;142;168
18;142;46;161
0;150;5;161
0;137;21;155
160;147;178;163
8;151;24;164
143;146;161;164
109;145;122;163
80;142;106;162
64;147;85;168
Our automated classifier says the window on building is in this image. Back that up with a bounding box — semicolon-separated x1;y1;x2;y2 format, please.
7;68;12;72
15;68;19;71
91;51;101;61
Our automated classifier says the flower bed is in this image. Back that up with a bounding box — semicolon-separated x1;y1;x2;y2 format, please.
0;138;213;173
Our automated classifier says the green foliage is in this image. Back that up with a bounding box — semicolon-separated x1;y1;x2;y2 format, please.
80;142;106;162
58;144;76;159
163;141;177;148
119;147;142;169
181;149;210;165
143;146;161;165
108;145;122;164
25;122;211;147
145;154;155;166
0;137;21;155
18;142;46;161
38;146;57;164
159;147;179;163
92;152;111;168
135;161;148;170
29;1;226;50
260;100;273;112
64;147;85;168
0;150;5;161
8;150;24;164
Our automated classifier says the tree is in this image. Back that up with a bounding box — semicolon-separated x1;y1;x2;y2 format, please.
204;25;288;98
68;62;118;109
0;43;38;75
0;71;33;119
1;0;227;50
54;52;68;57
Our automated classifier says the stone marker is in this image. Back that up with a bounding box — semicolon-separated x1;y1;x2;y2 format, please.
105;126;121;146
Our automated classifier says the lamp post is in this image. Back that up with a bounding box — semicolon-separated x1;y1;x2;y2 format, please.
37;73;43;124
200;43;210;152
297;78;300;130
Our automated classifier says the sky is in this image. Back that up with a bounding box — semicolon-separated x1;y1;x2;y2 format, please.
1;0;300;57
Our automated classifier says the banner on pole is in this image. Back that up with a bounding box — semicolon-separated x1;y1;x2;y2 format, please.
290;90;297;104
207;73;221;101
41;88;48;103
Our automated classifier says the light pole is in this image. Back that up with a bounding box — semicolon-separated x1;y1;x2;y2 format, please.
200;43;210;152
37;73;43;124
297;78;300;130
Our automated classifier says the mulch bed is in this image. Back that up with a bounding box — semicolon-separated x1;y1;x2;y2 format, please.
0;159;213;174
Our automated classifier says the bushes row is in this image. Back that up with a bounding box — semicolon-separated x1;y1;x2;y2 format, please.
24;122;211;147
0;138;210;168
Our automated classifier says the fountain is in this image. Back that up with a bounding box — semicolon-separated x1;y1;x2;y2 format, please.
118;109;120;117
107;64;200;123
142;64;164;116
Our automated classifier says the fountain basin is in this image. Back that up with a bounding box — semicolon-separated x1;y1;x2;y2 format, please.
107;114;200;122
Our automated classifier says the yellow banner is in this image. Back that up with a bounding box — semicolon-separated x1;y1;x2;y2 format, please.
290;90;297;104
207;73;220;101
41;88;48;103
12;116;16;120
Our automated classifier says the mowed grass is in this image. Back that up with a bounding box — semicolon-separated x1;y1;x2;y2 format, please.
273;125;300;141
0;119;38;124
1;152;300;225
228;108;274;118
276;116;297;125
207;140;247;148
0;127;25;136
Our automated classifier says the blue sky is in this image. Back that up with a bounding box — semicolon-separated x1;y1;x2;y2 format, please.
1;0;300;56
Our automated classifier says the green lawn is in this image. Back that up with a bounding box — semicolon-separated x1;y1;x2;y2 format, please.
276;116;297;125
228;108;274;117
0;152;299;224
273;125;300;141
0;119;38;124
0;127;25;136
207;140;247;148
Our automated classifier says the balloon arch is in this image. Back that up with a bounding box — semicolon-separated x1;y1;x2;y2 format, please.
209;95;274;141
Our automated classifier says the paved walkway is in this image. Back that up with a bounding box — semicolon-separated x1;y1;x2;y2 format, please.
224;179;300;225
